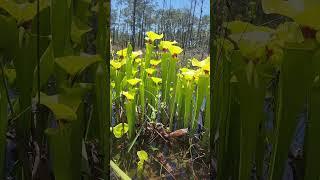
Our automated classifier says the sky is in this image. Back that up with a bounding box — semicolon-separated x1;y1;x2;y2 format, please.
111;0;210;17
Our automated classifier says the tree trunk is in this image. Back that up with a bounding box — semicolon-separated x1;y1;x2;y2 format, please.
131;0;137;50
197;0;204;45
189;0;197;48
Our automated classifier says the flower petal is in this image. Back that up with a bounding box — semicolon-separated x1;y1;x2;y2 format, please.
146;31;163;42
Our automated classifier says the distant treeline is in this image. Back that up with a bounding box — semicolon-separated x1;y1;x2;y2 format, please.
111;0;209;58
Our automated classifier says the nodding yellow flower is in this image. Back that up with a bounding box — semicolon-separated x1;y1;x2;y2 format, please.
135;58;142;64
193;69;204;82
122;91;135;100
191;58;204;67
204;56;210;61
191;56;210;74
116;48;128;58
181;68;196;81
191;57;209;68
110;60;124;70
159;41;182;57
180;68;190;73
127;78;142;86
159;40;178;51
151;77;162;85
203;63;210;74
111;82;115;88
177;73;183;78
146;31;163;42
145;68;156;75
168;45;183;56
132;50;143;59
150;59;161;66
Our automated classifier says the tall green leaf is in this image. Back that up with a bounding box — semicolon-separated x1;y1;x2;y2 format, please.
192;75;209;131
0;71;8;179
96;1;110;179
304;84;320;180
304;49;320;180
33;43;54;94
46;127;73;180
15;29;38;180
215;51;232;180
0;15;18;58
126;100;136;140
51;0;72;57
270;44;314;180
237;65;266;180
183;81;194;128
95;63;109;179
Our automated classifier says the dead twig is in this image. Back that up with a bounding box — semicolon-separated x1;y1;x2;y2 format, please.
151;155;176;180
32;141;40;178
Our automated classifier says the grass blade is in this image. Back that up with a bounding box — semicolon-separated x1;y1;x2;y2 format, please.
110;160;131;180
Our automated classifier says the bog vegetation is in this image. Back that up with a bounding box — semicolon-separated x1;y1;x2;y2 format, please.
213;0;320;179
110;31;210;179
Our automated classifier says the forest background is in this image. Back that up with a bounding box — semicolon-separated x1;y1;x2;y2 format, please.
111;0;210;61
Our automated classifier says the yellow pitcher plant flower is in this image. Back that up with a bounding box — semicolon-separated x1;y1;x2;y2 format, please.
159;40;178;51
180;67;190;73
159;40;183;57
150;59;161;66
145;68;156;76
181;68;196;81
127;78;142;86
122;91;135;101
191;57;207;68
191;56;210;74
168;45;183;58
110;59;126;70
135;58;142;64
262;0;320;30
151;77;162;85
203;62;210;74
145;31;163;43
132;50;143;59
116;48;128;59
